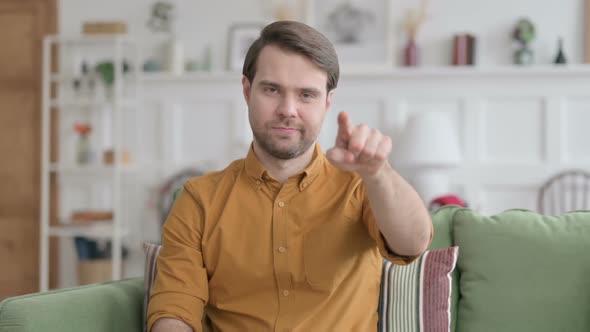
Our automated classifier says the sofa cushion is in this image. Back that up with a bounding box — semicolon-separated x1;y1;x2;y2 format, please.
379;246;459;332
429;205;457;250
430;205;462;332
143;242;161;332
453;209;590;332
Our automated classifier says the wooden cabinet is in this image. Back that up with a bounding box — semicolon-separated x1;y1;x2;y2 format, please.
0;0;57;299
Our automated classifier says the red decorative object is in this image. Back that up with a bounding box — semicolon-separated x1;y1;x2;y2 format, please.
404;38;419;67
73;122;93;164
73;123;92;136
429;194;467;211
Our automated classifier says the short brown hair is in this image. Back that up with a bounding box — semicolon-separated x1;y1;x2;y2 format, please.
242;21;339;93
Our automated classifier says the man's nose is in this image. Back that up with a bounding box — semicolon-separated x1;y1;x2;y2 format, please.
276;95;297;117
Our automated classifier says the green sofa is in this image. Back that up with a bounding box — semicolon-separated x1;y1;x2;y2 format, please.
2;206;590;332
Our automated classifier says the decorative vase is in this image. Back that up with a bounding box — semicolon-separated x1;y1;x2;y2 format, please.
76;134;91;165
512;18;536;65
404;37;419;67
514;44;534;65
165;37;185;75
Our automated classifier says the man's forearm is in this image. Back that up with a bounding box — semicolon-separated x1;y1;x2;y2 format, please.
361;162;432;257
151;318;194;332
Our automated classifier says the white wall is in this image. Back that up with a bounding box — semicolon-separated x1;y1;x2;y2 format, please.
59;0;587;68
54;0;589;288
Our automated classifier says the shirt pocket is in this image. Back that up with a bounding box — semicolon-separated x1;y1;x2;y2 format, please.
303;217;374;291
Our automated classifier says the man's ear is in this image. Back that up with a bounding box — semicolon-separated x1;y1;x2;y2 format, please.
325;90;334;111
242;76;251;104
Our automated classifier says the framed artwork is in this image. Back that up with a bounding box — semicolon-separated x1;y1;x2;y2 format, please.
306;0;394;70
227;23;264;72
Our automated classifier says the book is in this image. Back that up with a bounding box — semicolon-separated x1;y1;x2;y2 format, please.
71;210;113;223
468;34;476;65
453;33;476;66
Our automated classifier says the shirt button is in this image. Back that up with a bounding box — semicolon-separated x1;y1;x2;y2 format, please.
278;201;285;208
256;180;261;185
302;182;307;188
282;290;290;297
278;246;287;253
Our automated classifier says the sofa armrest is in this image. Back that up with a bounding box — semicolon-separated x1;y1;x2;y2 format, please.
0;278;143;332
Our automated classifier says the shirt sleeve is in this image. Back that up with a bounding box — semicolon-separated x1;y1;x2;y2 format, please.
147;181;209;332
356;181;433;266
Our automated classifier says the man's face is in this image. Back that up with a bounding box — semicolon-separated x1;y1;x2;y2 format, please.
242;45;333;160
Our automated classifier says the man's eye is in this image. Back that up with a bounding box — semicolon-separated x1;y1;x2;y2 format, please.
264;87;277;94
301;92;316;101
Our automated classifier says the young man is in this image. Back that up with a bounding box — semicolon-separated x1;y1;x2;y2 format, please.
148;21;432;332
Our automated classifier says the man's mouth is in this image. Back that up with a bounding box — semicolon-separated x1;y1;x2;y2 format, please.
272;127;300;134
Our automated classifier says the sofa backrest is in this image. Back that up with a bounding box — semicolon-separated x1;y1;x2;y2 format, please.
450;208;590;332
0;278;144;332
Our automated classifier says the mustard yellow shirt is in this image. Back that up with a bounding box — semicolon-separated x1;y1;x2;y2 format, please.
147;144;418;332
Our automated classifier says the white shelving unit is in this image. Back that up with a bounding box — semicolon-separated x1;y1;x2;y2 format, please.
40;35;142;292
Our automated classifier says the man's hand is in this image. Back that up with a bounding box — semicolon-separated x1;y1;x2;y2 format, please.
327;112;431;256
326;112;392;178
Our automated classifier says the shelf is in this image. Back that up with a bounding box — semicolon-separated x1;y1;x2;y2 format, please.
48;221;127;238
141;71;241;83
50;98;138;109
40;34;139;291
45;35;135;46
50;74;140;84
141;64;590;83
338;64;590;79
50;163;139;174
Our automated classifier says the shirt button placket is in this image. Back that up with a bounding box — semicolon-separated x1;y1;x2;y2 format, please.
274;195;291;331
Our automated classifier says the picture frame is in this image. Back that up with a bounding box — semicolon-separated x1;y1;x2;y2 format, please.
586;0;590;63
227;23;264;72
306;0;394;71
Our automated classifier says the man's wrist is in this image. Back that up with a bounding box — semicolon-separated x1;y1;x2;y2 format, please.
359;161;391;184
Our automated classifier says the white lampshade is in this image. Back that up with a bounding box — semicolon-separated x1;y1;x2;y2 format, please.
394;111;462;169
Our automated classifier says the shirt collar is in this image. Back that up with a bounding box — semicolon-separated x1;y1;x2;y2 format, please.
244;143;325;186
302;143;324;178
245;144;267;181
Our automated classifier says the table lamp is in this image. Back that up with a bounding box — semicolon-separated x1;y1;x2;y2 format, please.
394;111;462;204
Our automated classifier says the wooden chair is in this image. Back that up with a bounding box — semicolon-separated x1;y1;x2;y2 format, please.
537;169;590;215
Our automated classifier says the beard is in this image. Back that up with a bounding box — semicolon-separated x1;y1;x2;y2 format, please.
252;120;317;160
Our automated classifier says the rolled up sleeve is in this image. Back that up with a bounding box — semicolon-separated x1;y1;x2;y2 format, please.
357;184;433;266
147;182;209;332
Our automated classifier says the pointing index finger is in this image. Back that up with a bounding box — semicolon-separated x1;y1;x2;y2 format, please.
337;111;352;140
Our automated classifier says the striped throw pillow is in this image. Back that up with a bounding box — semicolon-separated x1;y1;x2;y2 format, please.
378;246;459;332
143;242;162;332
